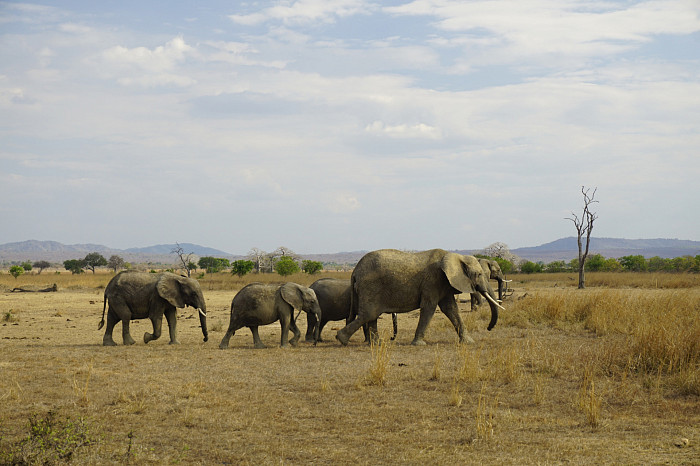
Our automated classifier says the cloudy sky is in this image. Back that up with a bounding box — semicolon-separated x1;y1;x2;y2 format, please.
1;1;698;255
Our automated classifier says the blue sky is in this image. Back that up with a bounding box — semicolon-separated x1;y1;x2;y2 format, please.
1;1;698;255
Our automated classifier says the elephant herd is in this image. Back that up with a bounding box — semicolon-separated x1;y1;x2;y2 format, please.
98;249;509;348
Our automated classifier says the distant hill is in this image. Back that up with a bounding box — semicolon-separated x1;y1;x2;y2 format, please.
511;237;700;262
0;240;233;264
1;238;698;265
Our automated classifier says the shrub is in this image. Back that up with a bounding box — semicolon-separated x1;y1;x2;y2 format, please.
275;257;300;276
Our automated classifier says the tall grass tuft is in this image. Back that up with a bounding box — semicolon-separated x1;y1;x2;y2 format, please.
362;333;393;387
475;383;496;441
455;343;482;383
578;365;602;429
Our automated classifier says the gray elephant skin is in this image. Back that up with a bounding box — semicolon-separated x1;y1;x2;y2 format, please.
305;278;397;343
98;271;208;346
219;282;322;349
336;249;505;346
471;258;510;310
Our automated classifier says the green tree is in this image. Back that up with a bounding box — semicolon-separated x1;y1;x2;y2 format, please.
602;257;622;272
493;257;514;274
107;255;125;273
585;254;606;272
647;256;669;272
33;260;51;274
520;261;543;274
619;255;647;272
230;260;255;277
544;260;567;273
9;265;24;279
64;259;86;274
198;257;230;273
83;253;108;274
302;260;323;274
275;256;300;276
21;261;32;272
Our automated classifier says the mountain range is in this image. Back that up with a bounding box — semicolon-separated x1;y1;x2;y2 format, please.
0;238;698;265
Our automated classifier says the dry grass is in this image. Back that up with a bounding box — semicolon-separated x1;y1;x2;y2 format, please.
0;272;698;464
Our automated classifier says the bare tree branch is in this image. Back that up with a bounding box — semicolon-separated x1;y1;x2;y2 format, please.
566;186;599;289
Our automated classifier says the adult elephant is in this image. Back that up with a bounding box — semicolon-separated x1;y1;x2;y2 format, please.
99;271;208;346
305;278;397;343
336;249;505;346
471;258;511;310
219;282;322;349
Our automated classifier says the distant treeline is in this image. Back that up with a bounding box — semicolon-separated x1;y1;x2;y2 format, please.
508;254;700;274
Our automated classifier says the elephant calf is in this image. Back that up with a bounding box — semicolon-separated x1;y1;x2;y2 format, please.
305;278;397;343
219;282;322;349
99;271;208;346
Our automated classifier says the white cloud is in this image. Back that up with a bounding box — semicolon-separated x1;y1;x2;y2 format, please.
230;0;376;26
328;194;362;213
365;121;442;139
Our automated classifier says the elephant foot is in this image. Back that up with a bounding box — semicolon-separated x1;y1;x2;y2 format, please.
168;340;180;345
254;342;267;349
102;338;117;347
336;330;350;346
459;335;476;344
410;339;427;346
124;336;136;346
305;337;319;343
289;336;300;347
143;332;157;344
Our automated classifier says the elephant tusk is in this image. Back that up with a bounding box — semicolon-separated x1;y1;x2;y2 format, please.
504;279;513;283
198;309;207;318
484;293;506;311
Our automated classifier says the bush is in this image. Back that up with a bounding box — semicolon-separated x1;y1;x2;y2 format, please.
9;265;24;279
302;260;323;274
231;260;255;277
275;257;300;276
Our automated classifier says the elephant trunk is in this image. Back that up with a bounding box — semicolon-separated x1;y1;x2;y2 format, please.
198;305;208;342
477;284;503;331
312;305;322;345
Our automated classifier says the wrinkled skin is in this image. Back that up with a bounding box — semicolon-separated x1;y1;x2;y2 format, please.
305;278;397;343
471;258;507;310
219;282;322;349
99;271;208;346
336;249;502;346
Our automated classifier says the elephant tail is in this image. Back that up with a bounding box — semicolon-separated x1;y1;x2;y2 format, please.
98;296;107;330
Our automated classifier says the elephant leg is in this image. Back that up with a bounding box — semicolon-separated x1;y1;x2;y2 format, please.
144;314;163;344
288;316;301;347
121;319;136;346
279;312;292;348
313;320;328;342
366;319;379;344
305;313;318;343
102;309;120;346
251;326;266;349
470;292;483;311
439;296;472;344
412;300;438;346
164;308;179;345
219;316;243;349
391;313;398;341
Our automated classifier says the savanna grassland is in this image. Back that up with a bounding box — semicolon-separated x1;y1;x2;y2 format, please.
1;270;698;464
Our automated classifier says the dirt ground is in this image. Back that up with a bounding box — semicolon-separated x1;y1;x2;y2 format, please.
1;282;698;464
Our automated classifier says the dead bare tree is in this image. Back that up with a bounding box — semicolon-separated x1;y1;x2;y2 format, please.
171;242;196;277
566;186;599;289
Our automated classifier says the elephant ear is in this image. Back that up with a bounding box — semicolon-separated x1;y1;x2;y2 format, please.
280;283;304;310
156;274;186;308
441;253;476;294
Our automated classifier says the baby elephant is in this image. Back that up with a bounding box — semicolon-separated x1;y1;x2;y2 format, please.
219;282;321;349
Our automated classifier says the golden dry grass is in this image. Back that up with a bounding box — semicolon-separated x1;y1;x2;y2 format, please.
0;271;698;464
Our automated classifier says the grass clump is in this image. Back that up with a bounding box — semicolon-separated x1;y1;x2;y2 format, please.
0;411;91;465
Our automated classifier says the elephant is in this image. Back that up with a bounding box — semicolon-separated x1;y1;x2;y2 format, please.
219;282;322;349
335;249;505;346
470;258;511;310
98;271;208;346
304;278;397;343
